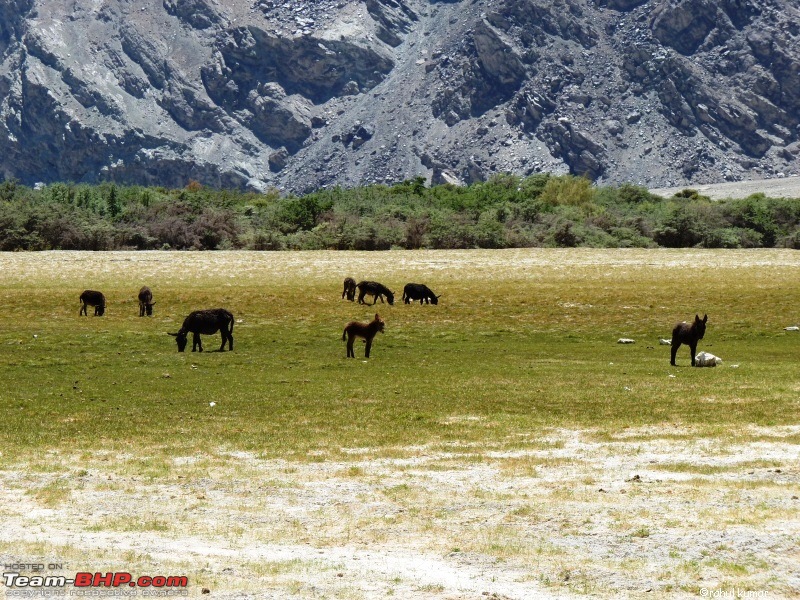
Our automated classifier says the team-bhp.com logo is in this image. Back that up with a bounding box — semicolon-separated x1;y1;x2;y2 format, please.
3;572;188;589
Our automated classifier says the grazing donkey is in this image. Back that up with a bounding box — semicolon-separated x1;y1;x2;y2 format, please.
402;283;441;305
79;290;106;316
342;277;357;301
356;281;395;305
670;314;708;366
138;286;155;317
342;313;385;358
168;308;234;352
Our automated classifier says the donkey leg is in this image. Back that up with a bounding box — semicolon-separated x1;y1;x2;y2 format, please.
689;343;697;366
347;338;355;358
365;339;372;358
670;343;680;366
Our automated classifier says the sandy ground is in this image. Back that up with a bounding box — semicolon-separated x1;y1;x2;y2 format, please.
650;176;800;200
1;426;799;599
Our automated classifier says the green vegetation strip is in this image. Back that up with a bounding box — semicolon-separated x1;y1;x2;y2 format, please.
1;174;799;250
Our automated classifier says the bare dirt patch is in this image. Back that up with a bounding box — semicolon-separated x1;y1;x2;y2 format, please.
2;426;798;598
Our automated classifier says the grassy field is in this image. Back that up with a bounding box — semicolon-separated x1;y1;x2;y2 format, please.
1;249;798;598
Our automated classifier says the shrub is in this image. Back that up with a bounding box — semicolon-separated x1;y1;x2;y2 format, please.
243;230;286;251
193;207;241;249
475;210;507;248
723;195;779;247
539;175;594;208
616;183;655;204
779;229;800;249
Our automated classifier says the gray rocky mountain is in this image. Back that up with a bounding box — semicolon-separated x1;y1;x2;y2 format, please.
0;0;798;192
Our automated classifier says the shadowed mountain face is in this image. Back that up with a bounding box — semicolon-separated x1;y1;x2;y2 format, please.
0;0;798;192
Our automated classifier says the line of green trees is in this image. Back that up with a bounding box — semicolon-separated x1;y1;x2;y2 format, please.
1;174;799;250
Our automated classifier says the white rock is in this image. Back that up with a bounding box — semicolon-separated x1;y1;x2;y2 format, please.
694;351;722;367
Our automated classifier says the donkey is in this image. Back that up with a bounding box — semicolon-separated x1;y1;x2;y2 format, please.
342;313;385;358
168;308;234;352
402;283;441;305
138;286;155;317
342;277;357;301
79;290;106;316
670;314;708;366
356;281;394;306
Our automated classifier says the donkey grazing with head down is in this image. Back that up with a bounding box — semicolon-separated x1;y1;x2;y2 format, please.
342;277;357;301
168;308;234;352
79;290;106;316
138;286;155;317
670;314;708;367
342;313;385;358
402;283;441;305
356;281;394;306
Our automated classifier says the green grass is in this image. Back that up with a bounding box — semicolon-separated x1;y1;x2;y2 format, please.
1;249;799;463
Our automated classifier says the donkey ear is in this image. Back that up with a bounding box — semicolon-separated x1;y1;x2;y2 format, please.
702;314;708;323
375;313;380;320
695;314;701;322
167;332;178;336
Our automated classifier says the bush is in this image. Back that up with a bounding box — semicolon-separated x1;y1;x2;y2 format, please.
723;195;779;247
539;175;594;208
779;229;800;249
475;210;507;248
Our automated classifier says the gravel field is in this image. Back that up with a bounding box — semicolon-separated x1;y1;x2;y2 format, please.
650;177;800;200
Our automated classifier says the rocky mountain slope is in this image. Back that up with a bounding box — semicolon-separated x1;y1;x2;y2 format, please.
1;0;798;192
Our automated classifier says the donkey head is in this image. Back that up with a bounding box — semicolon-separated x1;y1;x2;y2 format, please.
694;314;708;339
374;314;385;334
168;330;188;352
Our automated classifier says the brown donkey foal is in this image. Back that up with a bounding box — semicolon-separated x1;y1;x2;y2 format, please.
342;313;385;358
670;314;708;366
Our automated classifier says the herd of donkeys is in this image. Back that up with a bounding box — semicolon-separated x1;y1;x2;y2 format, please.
78;282;707;365
76;279;442;358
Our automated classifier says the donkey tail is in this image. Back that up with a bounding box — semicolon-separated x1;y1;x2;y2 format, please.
342;327;347;342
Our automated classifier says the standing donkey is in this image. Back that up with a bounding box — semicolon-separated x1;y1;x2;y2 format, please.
138;286;155;317
79;290;106;316
342;277;357;301
670;314;708;366
342;313;385;358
